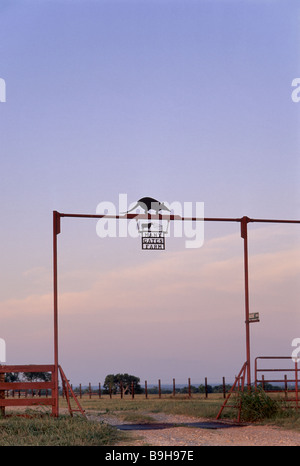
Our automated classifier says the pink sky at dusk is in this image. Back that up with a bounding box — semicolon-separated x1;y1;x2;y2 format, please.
0;1;299;387
1;223;299;385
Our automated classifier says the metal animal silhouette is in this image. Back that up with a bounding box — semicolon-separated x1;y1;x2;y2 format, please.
122;197;171;214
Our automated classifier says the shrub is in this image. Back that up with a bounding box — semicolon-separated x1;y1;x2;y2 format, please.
238;387;279;422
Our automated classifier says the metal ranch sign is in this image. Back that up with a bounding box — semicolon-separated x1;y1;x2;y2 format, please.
141;231;165;250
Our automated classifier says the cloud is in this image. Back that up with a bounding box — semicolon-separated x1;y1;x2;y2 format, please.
2;225;299;321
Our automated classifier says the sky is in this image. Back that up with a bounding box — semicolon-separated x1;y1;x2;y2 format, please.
0;0;300;386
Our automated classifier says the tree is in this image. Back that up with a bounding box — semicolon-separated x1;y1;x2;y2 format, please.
22;372;51;382
103;373;142;394
5;372;20;383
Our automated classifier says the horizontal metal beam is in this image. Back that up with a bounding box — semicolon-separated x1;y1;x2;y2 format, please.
56;212;300;224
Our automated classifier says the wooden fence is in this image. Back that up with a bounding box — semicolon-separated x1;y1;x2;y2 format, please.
0;364;57;416
2;374;229;403
68;377;229;400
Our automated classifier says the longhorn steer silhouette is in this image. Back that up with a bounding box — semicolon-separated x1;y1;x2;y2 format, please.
122;197;171;214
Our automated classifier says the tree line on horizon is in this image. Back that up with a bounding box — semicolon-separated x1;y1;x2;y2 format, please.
4;372;289;394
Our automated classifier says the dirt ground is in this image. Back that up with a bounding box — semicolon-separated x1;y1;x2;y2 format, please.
89;411;300;446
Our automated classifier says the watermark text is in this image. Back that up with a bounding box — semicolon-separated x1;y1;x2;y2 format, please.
96;194;204;249
292;337;300;362
0;338;6;364
0;78;6;103
291;78;300;103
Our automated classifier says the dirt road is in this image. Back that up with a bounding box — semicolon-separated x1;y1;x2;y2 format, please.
90;411;300;446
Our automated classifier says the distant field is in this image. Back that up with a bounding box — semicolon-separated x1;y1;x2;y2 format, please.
60;392;231;419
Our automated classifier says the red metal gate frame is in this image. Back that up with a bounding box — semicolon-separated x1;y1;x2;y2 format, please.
52;210;300;417
255;356;299;408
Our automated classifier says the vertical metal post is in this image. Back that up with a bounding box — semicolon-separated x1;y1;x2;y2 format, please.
241;217;251;388
53;211;60;417
295;361;298;409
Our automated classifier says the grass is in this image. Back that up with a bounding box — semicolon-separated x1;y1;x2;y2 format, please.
1;392;300;445
71;393;223;419
0;410;124;446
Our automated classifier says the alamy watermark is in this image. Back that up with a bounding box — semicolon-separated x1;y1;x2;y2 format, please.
0;338;6;364
0;78;6;103
291;78;300;103
96;194;204;248
291;337;300;362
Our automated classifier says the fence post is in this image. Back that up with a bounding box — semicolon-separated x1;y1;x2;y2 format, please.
284;375;288;399
0;368;5;417
89;383;92;399
120;381;123;399
158;379;161;399
99;383;101;399
188;378;191;398
173;378;175;397
131;381;134;399
145;380;148;399
222;377;226;398
79;383;82;399
205;377;208;398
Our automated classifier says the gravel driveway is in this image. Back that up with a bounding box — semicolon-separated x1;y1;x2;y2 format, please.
88;411;300;446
